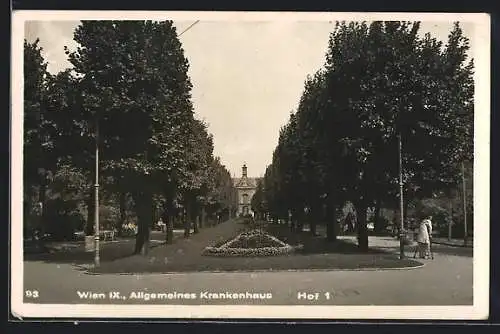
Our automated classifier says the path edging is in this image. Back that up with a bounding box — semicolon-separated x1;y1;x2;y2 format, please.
79;262;425;276
432;240;473;248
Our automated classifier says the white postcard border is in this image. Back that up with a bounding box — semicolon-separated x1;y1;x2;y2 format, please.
10;11;491;320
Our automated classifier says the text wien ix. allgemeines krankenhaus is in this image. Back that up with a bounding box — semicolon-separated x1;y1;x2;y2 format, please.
77;291;273;301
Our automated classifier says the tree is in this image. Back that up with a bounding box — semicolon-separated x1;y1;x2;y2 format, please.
251;179;265;220
24;39;54;235
43;164;88;240
263;21;474;252
321;21;473;250
295;71;342;238
66;21;197;255
179;118;214;235
207;157;236;221
43;68;100;235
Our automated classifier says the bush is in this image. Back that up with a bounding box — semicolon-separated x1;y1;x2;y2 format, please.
227;232;283;249
370;216;390;235
202;245;297;257
99;205;120;230
44;198;85;241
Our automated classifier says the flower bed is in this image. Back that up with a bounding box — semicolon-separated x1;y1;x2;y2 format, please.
202;229;302;257
227;235;283;249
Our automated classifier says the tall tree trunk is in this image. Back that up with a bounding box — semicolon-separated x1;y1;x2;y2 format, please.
134;192;152;255
201;205;206;228
295;206;303;232
85;186;95;236
326;197;337;242
38;172;47;234
308;204;316;236
194;215;200;233
163;195;175;244
193;200;200;234
292;208;299;232
166;212;174;245
161;203;168;242
143;196;152;255
373;197;381;234
117;191;127;237
183;204;190;238
151;201;159;231
448;200;453;241
355;200;369;252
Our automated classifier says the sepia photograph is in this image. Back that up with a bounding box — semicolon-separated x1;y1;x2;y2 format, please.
11;11;490;320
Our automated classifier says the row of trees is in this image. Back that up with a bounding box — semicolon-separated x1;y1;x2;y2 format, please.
251;21;474;250
24;20;238;254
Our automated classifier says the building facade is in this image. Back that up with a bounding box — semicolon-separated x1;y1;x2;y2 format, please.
232;164;259;217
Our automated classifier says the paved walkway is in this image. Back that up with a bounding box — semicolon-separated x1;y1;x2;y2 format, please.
338;235;473;258
338;235;407;254
301;224;472;249
432;237;473;248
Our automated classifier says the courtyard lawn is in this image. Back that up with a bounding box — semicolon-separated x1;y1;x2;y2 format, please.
89;220;423;274
24;229;191;265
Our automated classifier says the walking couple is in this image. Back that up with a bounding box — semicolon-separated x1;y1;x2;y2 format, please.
416;216;433;259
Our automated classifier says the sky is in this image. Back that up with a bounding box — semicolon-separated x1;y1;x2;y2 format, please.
23;17;476;178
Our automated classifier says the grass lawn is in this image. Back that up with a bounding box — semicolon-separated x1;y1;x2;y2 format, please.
24;237;163;265
24;230;186;265
89;220;422;274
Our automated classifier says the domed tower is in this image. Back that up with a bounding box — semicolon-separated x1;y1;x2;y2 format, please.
233;163;257;217
242;163;248;178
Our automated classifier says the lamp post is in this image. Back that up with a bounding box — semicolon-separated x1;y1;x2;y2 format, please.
448;199;453;241
398;133;405;259
94;117;100;268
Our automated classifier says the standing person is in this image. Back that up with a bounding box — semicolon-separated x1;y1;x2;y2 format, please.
417;216;433;259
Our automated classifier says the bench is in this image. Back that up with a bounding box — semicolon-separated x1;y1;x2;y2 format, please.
100;230;115;241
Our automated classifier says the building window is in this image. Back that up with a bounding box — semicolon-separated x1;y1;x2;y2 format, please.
242;194;249;204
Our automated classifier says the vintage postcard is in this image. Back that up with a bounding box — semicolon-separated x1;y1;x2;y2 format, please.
11;11;490;320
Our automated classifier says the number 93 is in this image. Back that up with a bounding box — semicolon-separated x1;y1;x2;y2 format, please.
25;290;39;298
